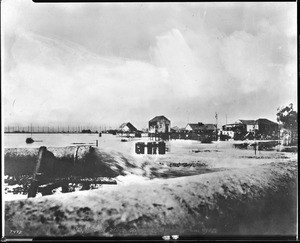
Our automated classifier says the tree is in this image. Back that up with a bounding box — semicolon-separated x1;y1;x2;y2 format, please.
276;103;297;130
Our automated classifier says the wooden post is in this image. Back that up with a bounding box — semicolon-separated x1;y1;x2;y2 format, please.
28;147;46;198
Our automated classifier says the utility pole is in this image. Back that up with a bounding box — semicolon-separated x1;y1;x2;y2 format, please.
215;112;218;140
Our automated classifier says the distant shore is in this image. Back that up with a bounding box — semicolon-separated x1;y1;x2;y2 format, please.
4;132;99;134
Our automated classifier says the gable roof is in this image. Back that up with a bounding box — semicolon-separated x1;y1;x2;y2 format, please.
236;120;256;125
236;119;278;126
119;123;127;129
171;126;184;132
186;123;216;131
149;115;170;123
204;124;216;130
256;118;278;125
186;123;202;131
119;122;138;131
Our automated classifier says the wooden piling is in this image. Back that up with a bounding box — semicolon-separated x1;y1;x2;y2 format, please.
28;147;46;198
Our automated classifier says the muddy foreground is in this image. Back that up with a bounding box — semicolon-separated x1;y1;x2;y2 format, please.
5;158;297;237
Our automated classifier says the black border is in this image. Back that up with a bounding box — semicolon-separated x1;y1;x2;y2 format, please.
1;1;298;242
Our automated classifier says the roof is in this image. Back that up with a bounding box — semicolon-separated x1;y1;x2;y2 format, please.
223;123;242;127
204;124;216;130
119;122;138;131
255;118;278;125
171;126;183;131
149;115;170;123
236;120;256;125
186;123;216;131
186;123;201;131
236;119;278;125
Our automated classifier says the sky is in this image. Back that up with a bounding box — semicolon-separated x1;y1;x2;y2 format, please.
1;1;297;129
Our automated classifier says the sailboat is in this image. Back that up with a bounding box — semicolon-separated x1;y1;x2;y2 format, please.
26;124;34;144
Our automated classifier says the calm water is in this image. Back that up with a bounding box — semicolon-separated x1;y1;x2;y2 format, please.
3;133;151;156
4;133;116;148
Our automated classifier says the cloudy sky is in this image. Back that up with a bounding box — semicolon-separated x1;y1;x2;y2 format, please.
2;1;297;129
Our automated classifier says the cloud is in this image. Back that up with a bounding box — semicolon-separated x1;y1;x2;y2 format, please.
3;30;170;128
2;1;297;128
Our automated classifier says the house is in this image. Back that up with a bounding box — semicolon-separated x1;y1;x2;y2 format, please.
149;116;171;134
185;123;202;132
222;123;239;131
184;122;217;141
222;120;257;134
170;126;184;132
256;118;279;139
119;122;138;133
185;123;216;133
222;118;279;140
235;120;258;132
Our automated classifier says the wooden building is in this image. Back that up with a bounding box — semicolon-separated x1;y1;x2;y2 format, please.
256;119;279;139
119;122;138;133
222;118;279;140
184;122;217;141
185;123;216;133
149;116;170;134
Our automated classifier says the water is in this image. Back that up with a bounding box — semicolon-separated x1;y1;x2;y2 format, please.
3;133;142;201
4;133;114;148
4;134;288;201
3;133;152;157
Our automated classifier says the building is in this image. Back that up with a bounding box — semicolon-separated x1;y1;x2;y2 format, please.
256;118;279;139
149;116;171;134
170;126;184;133
185;122;217;141
119;122;138;133
222;118;279;140
235;120;258;132
223;120;257;134
185;123;202;132
185;123;216;133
